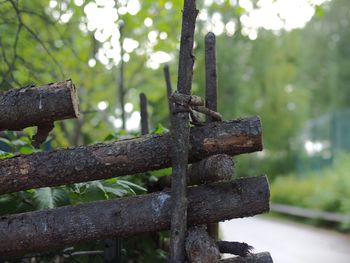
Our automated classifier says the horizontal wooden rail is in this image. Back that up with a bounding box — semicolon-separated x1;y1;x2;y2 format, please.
0;117;262;194
0;80;79;131
0;176;269;258
270;203;350;223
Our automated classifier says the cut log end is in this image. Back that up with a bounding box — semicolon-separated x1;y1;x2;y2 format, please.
67;80;80;119
0;80;80;131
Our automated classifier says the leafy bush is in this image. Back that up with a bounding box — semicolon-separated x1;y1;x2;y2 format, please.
270;152;350;229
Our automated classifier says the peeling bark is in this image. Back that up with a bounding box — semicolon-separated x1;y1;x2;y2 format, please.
0;116;262;195
0;80;79;131
0;176;270;258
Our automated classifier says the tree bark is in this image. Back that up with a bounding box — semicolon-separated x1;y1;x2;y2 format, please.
139;93;149;135
185;226;220;263
205;32;218;123
219;252;273;263
205;31;220;240
154;154;234;190
0;176;270;258
163;64;173;117
217;241;253;257
0;117;262;194
169;0;198;260
0;80;79;131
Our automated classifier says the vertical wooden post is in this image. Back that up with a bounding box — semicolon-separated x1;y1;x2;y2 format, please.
163;64;173;117
205;32;218;122
118;21;126;129
205;32;219;240
104;239;122;263
104;21;125;263
139;93;149;135
169;0;198;262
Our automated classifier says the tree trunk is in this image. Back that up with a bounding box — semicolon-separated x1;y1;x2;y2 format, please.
0;116;262;194
0;80;79;131
0;176;269;258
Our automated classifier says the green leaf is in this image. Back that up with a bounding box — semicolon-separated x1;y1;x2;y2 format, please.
0;138;12;147
152;123;168;135
33;188;70;210
103;186;128;197
315;5;324;17
19;146;34;155
116;180;147;193
0;150;14;159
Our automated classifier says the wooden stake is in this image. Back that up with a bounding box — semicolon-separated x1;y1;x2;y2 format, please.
204;31;220;239
169;0;198;261
140;93;149;135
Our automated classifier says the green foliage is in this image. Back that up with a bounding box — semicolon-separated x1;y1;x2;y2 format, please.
271;153;350;229
0;0;347;259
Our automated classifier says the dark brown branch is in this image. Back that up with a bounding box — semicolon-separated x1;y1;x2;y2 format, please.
185;226;220;263
118;21;126;129
139;93;149;135
205;31;220;239
0;117;262;195
219;252;273;263
170;0;198;260
205;32;218;122
192;105;222;121
217;241;253;257
0;80;80;131
163;64;173;116
0;176;270;258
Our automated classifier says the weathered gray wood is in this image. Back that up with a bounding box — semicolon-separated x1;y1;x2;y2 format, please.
217;241;253;257
169;0;198;260
205;32;218;123
205;31;220;240
0;176;270;258
0;117;262;194
156;154;234;188
185;226;220;263
0;80;79;131
219;252;273;263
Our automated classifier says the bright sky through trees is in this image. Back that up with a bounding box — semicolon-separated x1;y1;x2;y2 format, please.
46;0;330;131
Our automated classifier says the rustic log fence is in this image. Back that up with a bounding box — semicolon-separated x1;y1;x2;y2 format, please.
0;0;273;262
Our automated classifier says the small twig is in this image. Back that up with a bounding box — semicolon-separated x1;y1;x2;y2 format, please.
191;106;222;121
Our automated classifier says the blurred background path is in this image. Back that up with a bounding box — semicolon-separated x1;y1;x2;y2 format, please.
220;216;350;263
